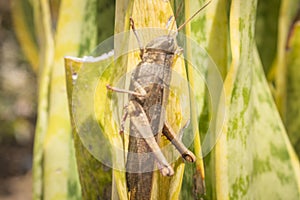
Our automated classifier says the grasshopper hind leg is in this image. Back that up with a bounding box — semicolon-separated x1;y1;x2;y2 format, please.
162;122;196;162
127;101;174;176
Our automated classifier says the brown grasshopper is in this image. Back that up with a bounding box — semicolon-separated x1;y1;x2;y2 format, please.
106;2;210;199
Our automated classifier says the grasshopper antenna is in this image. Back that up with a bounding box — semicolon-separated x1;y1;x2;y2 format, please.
177;0;211;32
130;17;143;51
167;2;184;35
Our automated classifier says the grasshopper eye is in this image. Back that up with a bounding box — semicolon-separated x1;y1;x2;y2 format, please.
167;38;174;47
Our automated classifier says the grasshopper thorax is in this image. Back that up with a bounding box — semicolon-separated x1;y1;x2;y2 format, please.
145;35;178;54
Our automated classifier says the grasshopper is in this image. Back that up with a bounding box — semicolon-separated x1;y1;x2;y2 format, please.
107;2;210;199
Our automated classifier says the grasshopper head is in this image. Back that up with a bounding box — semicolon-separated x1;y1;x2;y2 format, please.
145;35;178;53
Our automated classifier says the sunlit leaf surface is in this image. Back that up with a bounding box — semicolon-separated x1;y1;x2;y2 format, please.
215;1;300;199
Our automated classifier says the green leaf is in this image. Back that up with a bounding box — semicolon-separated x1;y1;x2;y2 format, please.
255;0;281;73
11;0;39;72
215;0;300;199
97;1;115;43
41;0;91;198
65;57;113;199
271;0;299;118
286;22;300;158
31;0;55;199
181;0;229;199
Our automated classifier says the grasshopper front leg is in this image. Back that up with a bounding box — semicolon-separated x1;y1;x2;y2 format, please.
106;84;146;97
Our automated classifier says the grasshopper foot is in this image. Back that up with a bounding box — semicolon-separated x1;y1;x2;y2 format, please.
160;165;174;176
157;162;174;176
182;150;196;162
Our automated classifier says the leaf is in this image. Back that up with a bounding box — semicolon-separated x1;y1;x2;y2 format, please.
271;0;299;118
97;1;115;43
65;56;113;199
11;0;39;72
64;0;133;199
68;49;129;199
66;0;117;199
31;0;55;199
181;0;229;199
286;21;300;159
181;0;208;196
34;0;102;199
255;0;281;73
215;0;300;199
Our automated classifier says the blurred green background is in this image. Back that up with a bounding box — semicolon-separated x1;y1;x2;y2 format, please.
0;0;35;199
